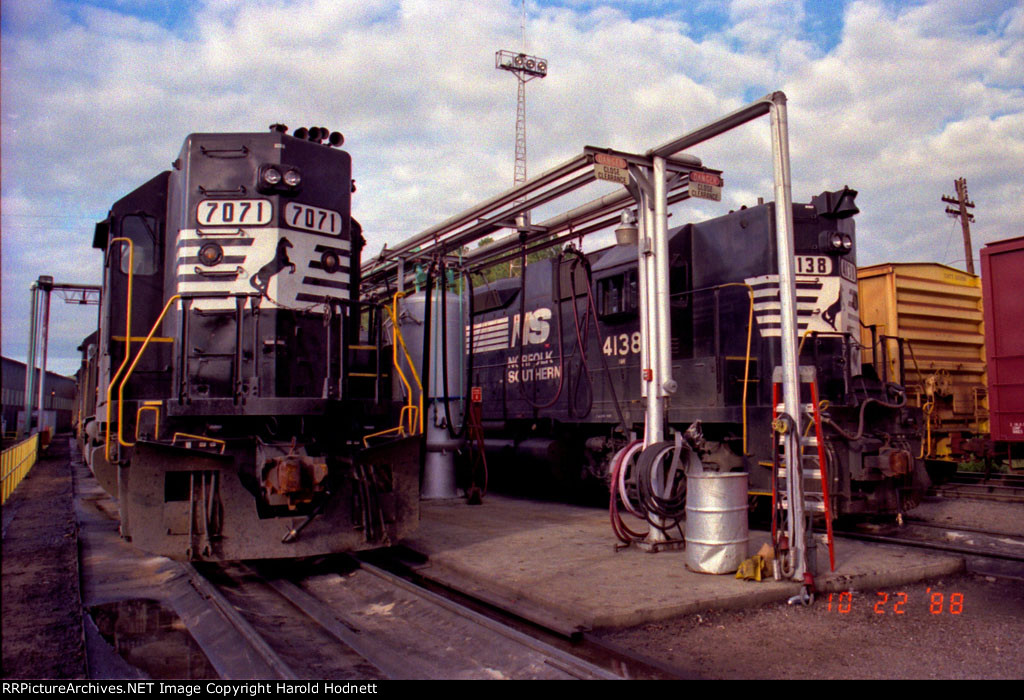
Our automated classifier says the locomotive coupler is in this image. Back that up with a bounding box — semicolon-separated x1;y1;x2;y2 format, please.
258;440;329;510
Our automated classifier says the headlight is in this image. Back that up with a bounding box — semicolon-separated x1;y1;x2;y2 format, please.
258;163;302;194
820;230;853;255
198;242;223;267
321;251;340;273
262;168;282;186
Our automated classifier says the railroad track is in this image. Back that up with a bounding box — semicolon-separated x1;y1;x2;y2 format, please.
187;555;632;680
835;521;1024;580
930;472;1024;504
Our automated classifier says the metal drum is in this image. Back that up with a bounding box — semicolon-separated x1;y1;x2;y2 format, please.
685;472;749;574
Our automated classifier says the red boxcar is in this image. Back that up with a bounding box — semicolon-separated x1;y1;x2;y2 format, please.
980;235;1024;444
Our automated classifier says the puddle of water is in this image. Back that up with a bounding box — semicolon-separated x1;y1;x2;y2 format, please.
89;599;219;679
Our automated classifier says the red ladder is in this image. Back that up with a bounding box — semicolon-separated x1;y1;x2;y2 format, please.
771;366;835;572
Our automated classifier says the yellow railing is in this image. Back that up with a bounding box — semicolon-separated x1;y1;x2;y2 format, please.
105;238;135;462
135;401;162;441
172;432;226;454
1;434;40;505
116;294;182;449
363;292;424;446
720;282;755;455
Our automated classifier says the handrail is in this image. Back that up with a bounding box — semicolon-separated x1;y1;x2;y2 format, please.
386;292;424;435
669;282;754;455
1;434;39;505
172;432;226;454
921;401;935;458
105;238;134;462
718;282;755;455
116;294;182;448
135;402;161;441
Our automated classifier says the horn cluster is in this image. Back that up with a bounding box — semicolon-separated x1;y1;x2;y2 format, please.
268;124;344;148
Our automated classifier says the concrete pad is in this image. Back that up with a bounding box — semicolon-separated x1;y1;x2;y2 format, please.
407;495;965;630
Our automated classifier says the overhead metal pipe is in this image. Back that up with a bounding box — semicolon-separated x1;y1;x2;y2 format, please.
363;153;591;277
647;93;777;159
434;171;596;256
463;178;698;270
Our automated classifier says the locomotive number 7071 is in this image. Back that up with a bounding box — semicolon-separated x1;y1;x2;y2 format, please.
603;331;642;356
285;202;342;235
197;199;273;226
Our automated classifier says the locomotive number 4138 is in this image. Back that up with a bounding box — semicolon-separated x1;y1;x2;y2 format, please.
603;331;642;356
796;255;833;275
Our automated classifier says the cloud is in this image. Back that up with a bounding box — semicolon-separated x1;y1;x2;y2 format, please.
2;0;1022;375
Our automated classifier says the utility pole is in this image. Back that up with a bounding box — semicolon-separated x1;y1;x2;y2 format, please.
942;177;976;274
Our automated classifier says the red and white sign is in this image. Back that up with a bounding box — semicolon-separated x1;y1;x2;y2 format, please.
593;153;629;185
688;171;723;201
689;171;724;187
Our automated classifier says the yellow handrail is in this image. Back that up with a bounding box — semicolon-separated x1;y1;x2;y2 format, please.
719;282;755;455
172;432;226;454
798;329;813;355
135;402;161;441
1;434;39;505
117;294;181;448
386;292;424;435
105;238;134;462
920;401;935;459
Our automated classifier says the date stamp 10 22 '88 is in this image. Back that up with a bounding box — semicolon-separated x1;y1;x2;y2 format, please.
826;589;965;615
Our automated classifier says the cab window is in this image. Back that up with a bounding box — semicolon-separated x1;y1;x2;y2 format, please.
597;270;638;317
118;214;159;275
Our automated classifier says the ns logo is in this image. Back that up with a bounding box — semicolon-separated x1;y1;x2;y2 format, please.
511;308;552;345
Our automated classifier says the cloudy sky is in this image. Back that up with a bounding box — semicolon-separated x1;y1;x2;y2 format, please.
2;0;1022;377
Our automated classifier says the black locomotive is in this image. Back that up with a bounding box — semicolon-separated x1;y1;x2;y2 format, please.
78;125;418;561
469;188;931;517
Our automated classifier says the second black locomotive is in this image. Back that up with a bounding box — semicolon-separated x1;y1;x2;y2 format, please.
468;188;930;517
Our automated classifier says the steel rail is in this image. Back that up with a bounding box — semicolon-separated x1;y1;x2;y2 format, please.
257;574;413;680
183;563;299;680
356;560;622;680
835;530;1024;563
229;559;622;680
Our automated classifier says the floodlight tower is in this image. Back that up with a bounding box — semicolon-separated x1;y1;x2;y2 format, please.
495;49;548;209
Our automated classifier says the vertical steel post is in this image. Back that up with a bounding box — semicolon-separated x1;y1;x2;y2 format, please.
643;157;674;545
653;156;674;399
769;93;807;580
37;283;53;430
637;195;650;404
21;284;40;437
638;184;660;442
